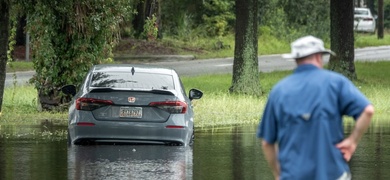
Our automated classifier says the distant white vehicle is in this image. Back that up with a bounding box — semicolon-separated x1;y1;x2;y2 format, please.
354;7;376;33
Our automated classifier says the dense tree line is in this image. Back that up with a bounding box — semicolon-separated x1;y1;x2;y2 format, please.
1;0;389;111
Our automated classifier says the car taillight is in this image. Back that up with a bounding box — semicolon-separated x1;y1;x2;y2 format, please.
76;98;114;111
363;18;373;21
149;101;187;114
77;122;95;126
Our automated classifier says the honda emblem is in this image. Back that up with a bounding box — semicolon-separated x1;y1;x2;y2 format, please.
128;97;136;103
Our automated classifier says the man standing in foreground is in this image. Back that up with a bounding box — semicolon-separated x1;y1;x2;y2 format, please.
257;35;374;180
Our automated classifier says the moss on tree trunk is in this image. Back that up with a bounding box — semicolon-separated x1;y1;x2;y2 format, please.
230;0;262;96
0;1;10;113
329;0;357;80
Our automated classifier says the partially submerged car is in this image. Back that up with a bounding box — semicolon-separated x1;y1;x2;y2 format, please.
62;64;203;146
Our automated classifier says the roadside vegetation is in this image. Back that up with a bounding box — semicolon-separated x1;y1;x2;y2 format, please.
7;31;390;73
354;31;390;48
2;61;390;130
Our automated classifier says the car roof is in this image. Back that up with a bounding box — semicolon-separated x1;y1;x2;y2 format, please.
354;7;372;16
354;7;370;10
92;64;177;75
354;8;371;13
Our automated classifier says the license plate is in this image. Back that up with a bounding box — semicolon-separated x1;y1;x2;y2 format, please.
119;107;142;118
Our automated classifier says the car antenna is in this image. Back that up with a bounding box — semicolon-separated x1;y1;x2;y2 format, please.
131;67;135;75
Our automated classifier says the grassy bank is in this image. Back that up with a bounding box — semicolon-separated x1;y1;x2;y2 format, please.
163;32;390;59
184;61;390;129
1;61;389;129
355;32;390;48
0;86;67;125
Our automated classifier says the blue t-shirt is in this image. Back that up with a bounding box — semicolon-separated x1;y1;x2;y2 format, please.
257;64;370;180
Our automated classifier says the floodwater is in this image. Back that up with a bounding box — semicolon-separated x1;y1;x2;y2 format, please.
0;122;390;180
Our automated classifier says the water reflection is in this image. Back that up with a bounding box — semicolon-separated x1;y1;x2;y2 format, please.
193;126;273;180
194;122;390;180
0;122;390;180
0;126;67;180
68;145;192;180
347;121;390;180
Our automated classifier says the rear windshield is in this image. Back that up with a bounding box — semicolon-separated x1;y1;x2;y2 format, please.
90;72;175;90
354;9;369;15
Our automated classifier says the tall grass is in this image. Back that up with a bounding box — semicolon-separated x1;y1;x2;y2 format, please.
182;61;390;129
0;86;67;125
355;32;390;48
353;61;390;121
6;61;34;73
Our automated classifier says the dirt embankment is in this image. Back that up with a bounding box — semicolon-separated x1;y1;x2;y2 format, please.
12;38;204;60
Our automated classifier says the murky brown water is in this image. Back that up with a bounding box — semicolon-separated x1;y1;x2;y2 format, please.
0;122;389;179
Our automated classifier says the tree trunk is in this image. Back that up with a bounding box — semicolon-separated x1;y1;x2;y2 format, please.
329;0;357;80
156;0;163;39
132;0;161;39
366;0;376;14
132;2;147;38
230;0;262;96
15;15;26;46
0;0;10;113
377;0;384;39
355;0;362;7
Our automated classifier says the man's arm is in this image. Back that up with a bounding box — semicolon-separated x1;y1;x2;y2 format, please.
336;105;374;161
262;140;280;180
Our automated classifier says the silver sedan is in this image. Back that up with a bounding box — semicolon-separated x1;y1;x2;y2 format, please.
62;64;203;146
354;7;376;33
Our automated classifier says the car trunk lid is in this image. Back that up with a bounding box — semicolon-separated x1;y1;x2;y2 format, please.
82;89;183;122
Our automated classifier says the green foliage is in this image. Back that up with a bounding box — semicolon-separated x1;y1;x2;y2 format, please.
161;0;200;37
274;0;330;41
7;1;22;66
162;0;234;38
201;0;235;37
142;14;158;41
17;0;132;109
159;0;332;44
258;6;296;42
385;2;390;28
7;18;16;63
161;0;235;38
162;0;332;44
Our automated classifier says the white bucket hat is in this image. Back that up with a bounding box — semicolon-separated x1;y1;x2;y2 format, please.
282;35;335;59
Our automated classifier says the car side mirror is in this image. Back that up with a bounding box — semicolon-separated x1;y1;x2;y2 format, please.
61;85;77;96
373;15;378;19
189;89;203;100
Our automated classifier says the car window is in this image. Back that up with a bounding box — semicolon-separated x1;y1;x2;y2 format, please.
90;72;175;90
179;78;187;97
354;9;369;15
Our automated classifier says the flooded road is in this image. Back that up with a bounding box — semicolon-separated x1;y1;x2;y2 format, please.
0;122;390;179
194;122;390;180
